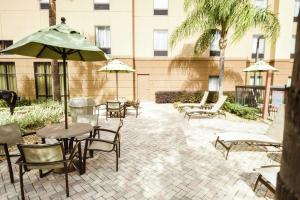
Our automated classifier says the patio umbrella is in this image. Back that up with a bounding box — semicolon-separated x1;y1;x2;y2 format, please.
243;61;279;120
1;17;107;129
97;59;135;99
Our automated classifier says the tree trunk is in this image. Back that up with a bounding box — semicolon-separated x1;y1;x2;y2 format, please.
276;11;300;200
49;0;61;101
218;48;225;96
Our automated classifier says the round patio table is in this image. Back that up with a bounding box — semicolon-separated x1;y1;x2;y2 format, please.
37;122;93;174
37;122;93;139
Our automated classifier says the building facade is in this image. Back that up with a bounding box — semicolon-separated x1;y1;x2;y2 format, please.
0;0;297;102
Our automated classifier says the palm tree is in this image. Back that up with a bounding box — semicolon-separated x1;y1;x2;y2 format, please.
49;0;61;101
170;0;280;96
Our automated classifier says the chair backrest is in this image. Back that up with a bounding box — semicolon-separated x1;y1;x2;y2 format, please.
199;91;209;105
117;97;127;103
211;95;228;112
266;104;285;143
0;123;22;145
18;143;65;169
107;101;121;110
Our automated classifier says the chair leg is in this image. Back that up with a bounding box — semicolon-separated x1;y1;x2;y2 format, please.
253;174;262;192
118;141;121;158
19;165;25;200
64;163;69;197
3;144;14;183
77;141;83;175
215;136;219;148
83;140;88;173
115;147;119;172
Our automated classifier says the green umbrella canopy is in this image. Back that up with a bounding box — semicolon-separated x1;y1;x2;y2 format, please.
1;18;107;61
1;17;107;129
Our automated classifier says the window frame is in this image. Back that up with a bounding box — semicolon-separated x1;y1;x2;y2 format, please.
40;0;49;9
254;0;268;9
94;0;110;10
251;34;265;59
294;0;300;21
0;40;13;54
291;35;296;59
153;29;168;57
34;62;69;99
95;26;111;55
210;32;220;57
153;0;168;15
0;62;17;92
208;75;220;91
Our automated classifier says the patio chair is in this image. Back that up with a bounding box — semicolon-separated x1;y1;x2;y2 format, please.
83;120;123;172
0;123;36;183
178;91;209;111
253;165;280;194
125;99;140;118
17;143;69;200
106;101;125;120
184;95;228;120
215;104;285;159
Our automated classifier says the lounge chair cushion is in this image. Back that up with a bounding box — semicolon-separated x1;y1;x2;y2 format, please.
216;132;280;144
254;167;280;189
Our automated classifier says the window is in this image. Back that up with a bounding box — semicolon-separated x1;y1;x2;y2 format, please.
254;0;268;8
210;32;220;56
287;76;292;87
95;26;111;54
94;0;110;10
0;62;17;92
153;30;168;56
34;62;68;99
252;35;265;59
0;40;13;54
291;35;296;59
154;0;168;15
250;75;263;86
208;76;219;91
40;0;49;9
294;0;300;21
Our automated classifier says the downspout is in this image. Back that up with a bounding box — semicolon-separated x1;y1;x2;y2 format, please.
132;0;136;100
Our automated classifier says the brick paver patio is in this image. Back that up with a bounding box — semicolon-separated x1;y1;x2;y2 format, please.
0;103;280;200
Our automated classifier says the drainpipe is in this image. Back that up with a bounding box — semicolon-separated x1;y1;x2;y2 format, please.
132;0;136;100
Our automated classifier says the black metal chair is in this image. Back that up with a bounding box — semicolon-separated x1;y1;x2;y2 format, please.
0;123;36;183
17;143;69;200
83;120;123;172
106;101;125;120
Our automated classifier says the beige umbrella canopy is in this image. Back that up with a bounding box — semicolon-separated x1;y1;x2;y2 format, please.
243;61;279;72
97;59;135;99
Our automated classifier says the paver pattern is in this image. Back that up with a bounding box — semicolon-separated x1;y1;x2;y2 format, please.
0;103;280;200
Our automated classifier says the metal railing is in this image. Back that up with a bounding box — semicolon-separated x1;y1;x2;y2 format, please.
235;85;287;120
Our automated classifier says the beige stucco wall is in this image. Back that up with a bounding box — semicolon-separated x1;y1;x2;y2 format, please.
0;0;295;101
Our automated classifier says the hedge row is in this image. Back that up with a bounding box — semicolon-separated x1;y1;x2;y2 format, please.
155;91;235;104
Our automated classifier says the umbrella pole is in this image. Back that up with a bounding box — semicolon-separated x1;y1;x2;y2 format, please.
116;71;119;99
262;70;272;120
62;51;68;129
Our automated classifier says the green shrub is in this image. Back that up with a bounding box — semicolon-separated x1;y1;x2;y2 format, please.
222;102;259;120
0;100;8;107
0;101;64;131
156;90;236;104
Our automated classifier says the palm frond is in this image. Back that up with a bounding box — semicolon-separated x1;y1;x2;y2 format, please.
169;9;207;48
194;29;218;54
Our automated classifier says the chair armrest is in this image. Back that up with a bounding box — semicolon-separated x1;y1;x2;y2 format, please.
86;138;115;144
93;128;117;135
22;131;37;137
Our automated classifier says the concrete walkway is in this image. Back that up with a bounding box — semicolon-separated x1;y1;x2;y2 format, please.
0;102;280;200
